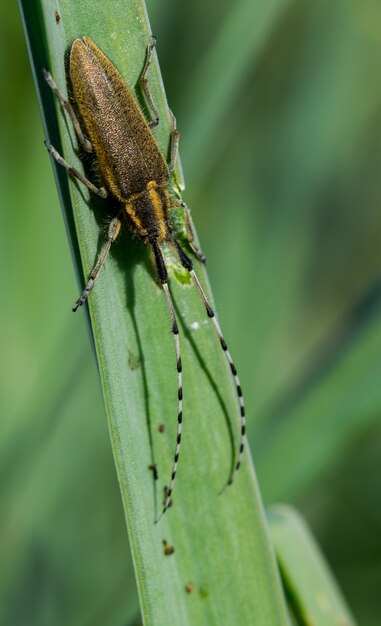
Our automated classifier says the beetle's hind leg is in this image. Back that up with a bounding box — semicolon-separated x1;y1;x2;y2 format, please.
43;70;105;196
45;141;107;199
43;69;92;153
140;36;160;129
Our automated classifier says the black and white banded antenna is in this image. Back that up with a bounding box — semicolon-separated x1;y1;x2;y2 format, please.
154;236;246;522
173;239;246;488
151;241;183;524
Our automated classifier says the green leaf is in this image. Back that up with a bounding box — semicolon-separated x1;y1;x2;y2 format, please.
1;350;139;626
268;506;357;626
1;5;139;623
19;1;290;624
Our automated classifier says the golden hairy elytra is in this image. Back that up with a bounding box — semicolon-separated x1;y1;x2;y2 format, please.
44;36;246;522
70;37;170;243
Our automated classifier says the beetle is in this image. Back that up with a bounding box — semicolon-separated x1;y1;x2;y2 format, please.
44;36;245;521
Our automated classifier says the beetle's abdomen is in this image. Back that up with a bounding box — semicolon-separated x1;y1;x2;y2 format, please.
126;181;170;242
70;37;169;201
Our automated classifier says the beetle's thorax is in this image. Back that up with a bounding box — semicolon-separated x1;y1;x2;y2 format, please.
125;180;170;243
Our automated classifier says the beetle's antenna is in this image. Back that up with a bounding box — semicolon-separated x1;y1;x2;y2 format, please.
172;238;246;489
151;241;183;522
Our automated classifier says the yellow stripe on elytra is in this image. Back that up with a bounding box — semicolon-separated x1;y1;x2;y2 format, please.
147;181;166;241
125;191;144;235
127;208;143;232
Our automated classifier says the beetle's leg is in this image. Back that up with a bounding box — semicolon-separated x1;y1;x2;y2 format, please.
168;109;180;173
43;69;92;153
73;216;122;312
140;42;180;166
170;199;206;264
140;36;160;129
45;140;107;199
182;201;206;263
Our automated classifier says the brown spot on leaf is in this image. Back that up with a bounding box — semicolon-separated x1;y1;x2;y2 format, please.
162;539;175;556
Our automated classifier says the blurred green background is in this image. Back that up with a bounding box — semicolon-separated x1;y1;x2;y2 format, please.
2;0;381;624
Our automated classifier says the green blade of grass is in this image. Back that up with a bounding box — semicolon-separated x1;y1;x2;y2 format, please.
181;0;294;182
0;6;139;621
1;350;139;626
19;1;290;624
268;506;357;626
257;304;381;502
